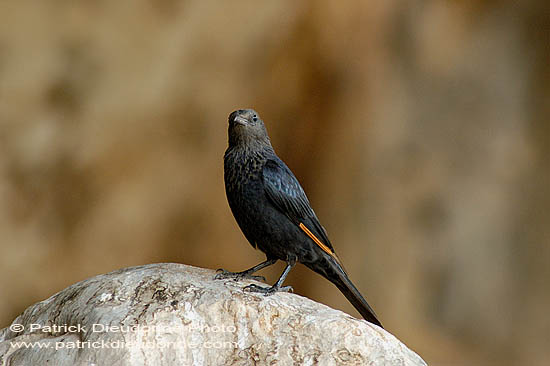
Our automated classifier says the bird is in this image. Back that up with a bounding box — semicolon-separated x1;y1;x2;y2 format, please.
216;108;382;327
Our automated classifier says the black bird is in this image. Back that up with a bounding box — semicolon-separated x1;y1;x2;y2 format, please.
216;109;382;327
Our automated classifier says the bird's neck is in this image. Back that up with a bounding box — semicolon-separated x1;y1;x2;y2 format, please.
228;136;274;153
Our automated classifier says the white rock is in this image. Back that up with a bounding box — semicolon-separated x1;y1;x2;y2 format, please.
0;263;426;365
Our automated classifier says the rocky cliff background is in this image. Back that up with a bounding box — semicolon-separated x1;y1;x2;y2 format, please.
0;1;548;365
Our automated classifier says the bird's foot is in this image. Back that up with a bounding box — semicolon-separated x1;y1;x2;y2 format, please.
214;269;266;282
243;283;293;296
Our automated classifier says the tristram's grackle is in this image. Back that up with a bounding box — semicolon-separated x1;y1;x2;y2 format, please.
216;109;382;327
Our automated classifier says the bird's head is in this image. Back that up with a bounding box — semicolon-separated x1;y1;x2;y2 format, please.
227;109;272;148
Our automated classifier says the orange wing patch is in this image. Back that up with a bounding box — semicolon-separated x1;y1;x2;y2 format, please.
299;222;347;273
299;222;339;260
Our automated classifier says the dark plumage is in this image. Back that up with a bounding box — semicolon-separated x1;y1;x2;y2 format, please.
216;109;382;327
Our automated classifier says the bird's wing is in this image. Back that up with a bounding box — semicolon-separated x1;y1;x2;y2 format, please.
262;158;336;256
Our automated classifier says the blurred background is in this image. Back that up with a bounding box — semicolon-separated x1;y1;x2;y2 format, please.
1;1;549;365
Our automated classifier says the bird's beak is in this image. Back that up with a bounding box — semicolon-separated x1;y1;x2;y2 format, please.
234;116;248;125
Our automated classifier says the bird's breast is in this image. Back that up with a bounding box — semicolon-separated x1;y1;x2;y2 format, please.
224;149;266;206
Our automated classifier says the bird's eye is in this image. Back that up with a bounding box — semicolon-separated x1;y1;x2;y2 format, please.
252;115;258;122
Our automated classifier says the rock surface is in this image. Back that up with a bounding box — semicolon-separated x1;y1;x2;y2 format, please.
0;263;426;365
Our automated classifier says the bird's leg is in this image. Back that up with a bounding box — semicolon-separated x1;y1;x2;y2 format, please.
244;258;296;296
215;258;277;282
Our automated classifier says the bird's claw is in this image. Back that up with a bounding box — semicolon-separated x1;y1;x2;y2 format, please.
214;269;266;282
243;284;293;296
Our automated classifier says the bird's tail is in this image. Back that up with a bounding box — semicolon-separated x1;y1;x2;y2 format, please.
311;257;383;328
